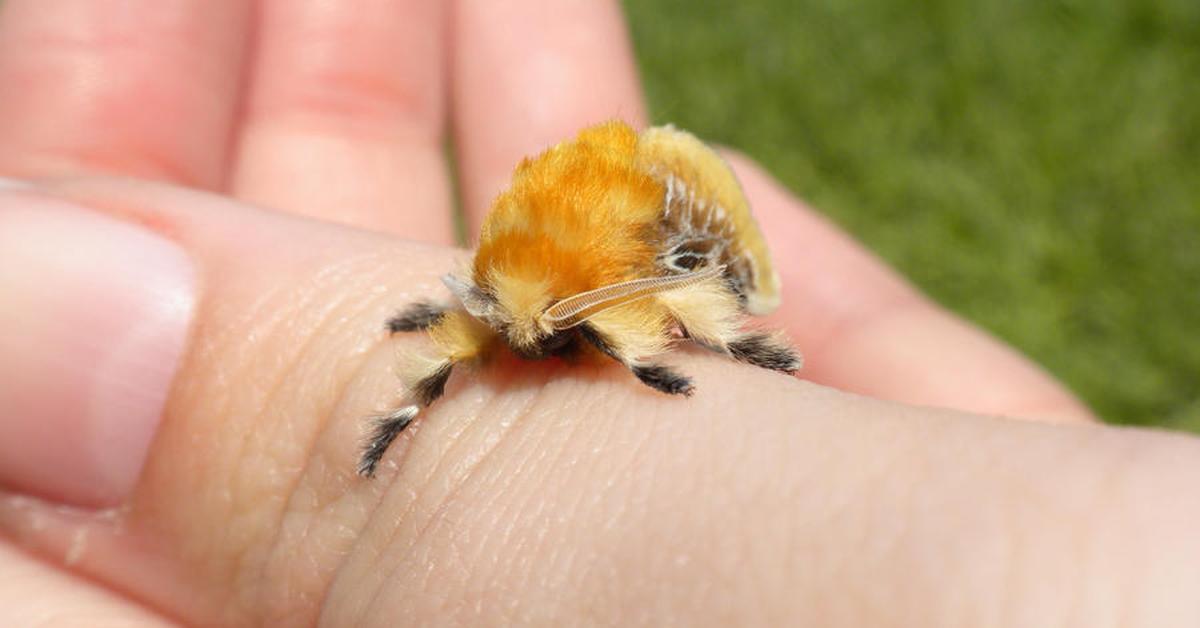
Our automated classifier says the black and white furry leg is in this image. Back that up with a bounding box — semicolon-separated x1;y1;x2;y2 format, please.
386;301;446;333
654;278;802;374
580;323;694;396
728;331;803;373
631;363;695;396
358;405;419;477
356;359;455;478
411;360;453;405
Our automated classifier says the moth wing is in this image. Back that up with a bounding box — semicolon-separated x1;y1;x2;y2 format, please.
635;125;781;315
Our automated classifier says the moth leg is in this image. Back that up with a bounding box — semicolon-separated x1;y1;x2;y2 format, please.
360;310;494;477
684;326;802;374
657;278;802;374
580;323;694;396
358;405;418;477
678;316;802;374
356;357;455;478
386;301;447;333
727;331;803;374
630;363;695;396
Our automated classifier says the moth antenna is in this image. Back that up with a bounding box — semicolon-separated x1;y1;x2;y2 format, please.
542;265;725;331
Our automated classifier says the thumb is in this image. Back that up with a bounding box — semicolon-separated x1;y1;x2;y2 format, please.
0;180;195;507
0;177;458;626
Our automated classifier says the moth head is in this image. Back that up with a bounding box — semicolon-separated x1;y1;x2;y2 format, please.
442;272;559;359
447;265;727;360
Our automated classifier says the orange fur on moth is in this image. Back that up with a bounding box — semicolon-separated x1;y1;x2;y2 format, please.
358;120;801;477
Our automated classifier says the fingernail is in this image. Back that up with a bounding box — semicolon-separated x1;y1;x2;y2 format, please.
0;193;195;507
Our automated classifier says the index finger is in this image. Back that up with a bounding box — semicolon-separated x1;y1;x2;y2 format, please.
451;0;647;236
230;0;454;241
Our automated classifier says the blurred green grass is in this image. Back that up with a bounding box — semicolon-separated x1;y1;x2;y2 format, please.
624;0;1200;430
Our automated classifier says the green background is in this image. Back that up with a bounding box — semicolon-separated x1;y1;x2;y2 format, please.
623;0;1199;430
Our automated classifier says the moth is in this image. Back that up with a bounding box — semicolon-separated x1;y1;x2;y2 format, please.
358;120;801;477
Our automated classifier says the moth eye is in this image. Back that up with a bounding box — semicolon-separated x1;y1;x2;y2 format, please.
671;253;705;271
663;249;710;272
661;237;723;274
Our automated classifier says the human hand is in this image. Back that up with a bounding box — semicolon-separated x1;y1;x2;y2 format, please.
1;1;1197;626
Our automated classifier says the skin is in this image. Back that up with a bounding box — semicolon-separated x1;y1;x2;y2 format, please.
0;1;1197;626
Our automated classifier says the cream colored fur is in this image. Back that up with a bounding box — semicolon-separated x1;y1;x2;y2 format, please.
396;310;496;393
655;278;745;352
428;310;496;362
487;271;553;351
398;350;452;393
585;301;673;365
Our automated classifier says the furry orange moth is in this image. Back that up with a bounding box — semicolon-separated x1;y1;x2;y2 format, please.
358;120;801;477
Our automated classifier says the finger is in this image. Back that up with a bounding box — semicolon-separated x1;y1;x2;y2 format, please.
329;368;1200;625
0;542;173;627
0;184;195;508
0;178;461;625
725;153;1095;423
452;0;646;235
0;0;251;188
0;180;1191;626
231;0;454;241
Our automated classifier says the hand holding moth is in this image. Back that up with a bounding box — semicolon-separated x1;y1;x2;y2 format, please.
2;1;1197;626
